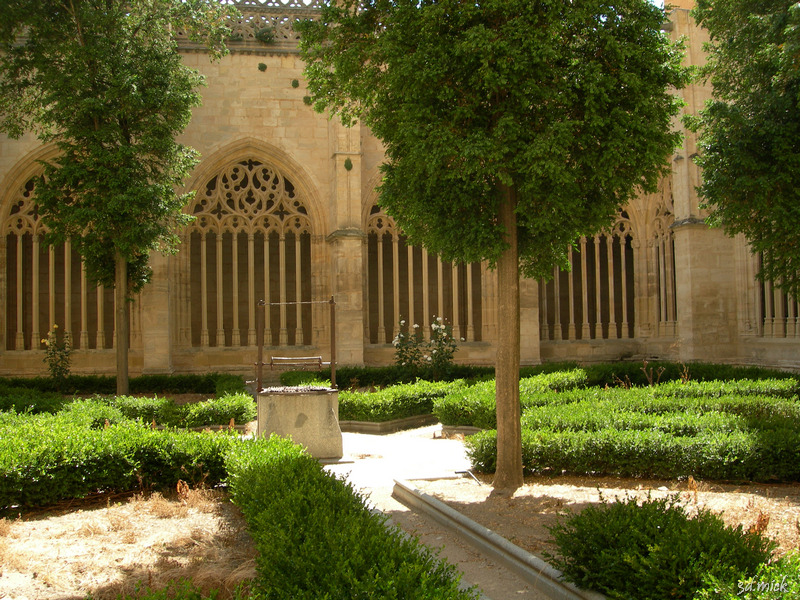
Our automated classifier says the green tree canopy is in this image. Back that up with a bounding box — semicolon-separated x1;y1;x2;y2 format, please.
0;0;234;392
300;0;687;490
301;0;686;277
691;0;800;294
0;0;233;291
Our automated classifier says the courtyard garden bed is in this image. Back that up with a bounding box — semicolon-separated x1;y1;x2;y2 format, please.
3;360;800;598
0;405;477;599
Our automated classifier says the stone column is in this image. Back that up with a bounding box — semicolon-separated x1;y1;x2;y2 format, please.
138;251;173;374
327;119;365;365
668;4;739;362
672;221;739;361
519;276;541;365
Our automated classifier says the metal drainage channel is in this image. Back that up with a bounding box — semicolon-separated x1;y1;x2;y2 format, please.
392;479;606;600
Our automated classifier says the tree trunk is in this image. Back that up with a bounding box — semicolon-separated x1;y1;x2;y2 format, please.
492;182;523;493
115;253;130;395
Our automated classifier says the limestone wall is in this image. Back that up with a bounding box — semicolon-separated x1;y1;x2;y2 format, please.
0;3;797;377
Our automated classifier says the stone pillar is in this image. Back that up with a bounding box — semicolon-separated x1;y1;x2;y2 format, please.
138;251;173;374
327;230;366;365
520;276;541;365
668;4;739;362
327;119;365;365
672;221;739;361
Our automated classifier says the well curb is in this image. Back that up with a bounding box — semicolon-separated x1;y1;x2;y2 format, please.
392;479;605;600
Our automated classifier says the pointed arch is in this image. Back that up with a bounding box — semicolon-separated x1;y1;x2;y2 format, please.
179;139;325;349
0;143;115;353
183;137;326;235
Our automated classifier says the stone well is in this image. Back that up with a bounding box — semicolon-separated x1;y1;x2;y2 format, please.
256;386;343;460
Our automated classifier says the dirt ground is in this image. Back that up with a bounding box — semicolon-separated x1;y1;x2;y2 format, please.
2;475;800;600
413;474;800;562
0;487;257;600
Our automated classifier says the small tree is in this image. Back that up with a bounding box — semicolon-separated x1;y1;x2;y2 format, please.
300;0;687;491
690;0;800;295
0;0;235;394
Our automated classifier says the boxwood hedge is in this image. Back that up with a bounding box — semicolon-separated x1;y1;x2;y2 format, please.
548;494;774;600
0;392;257;428
0;372;245;397
1;408;479;599
433;368;588;429
339;379;466;422
0;410;239;511
225;435;478;599
467;424;800;481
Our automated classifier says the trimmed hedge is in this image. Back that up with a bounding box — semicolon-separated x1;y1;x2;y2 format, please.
580;361;796;388
106;393;256;427
225;436;478;599
339;379;466;422
0;392;256;428
0;383;66;414
1;406;481;598
280;361;795;391
520;390;800;436
433;369;588;429
0;372;246;397
548;494;774;600
280;361;583;389
466;424;800;481
694;551;800;599
439;377;799;430
0;409;239;511
180;393;256;427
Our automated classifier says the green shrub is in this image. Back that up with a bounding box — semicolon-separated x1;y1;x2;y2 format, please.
0;372;245;397
519;388;800;435
133;427;237;489
211;373;247;396
339;379;465;422
280;363;588;389
41;325;73;381
694;551;800;599
280;364;496;389
392;317;459;379
433;369;587;428
181;393;256;427
0;412;239;512
0;384;65;414
519;361;581;378
466;424;800;481
60;398;128;428
225;436;478;599
581;361;796;388
108;395;181;424
651;378;799;400
434;380;496;429
279;370;331;387
547;494;775;600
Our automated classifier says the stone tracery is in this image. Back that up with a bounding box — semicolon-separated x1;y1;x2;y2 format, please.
365;204;483;344
187;159;313;349
2;177;115;351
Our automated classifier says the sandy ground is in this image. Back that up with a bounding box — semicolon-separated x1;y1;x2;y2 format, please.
414;473;800;561
0;487;256;600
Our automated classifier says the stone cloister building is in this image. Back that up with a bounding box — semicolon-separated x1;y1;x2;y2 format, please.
0;0;797;379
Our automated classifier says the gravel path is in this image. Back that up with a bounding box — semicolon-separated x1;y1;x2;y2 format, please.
324;425;552;600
